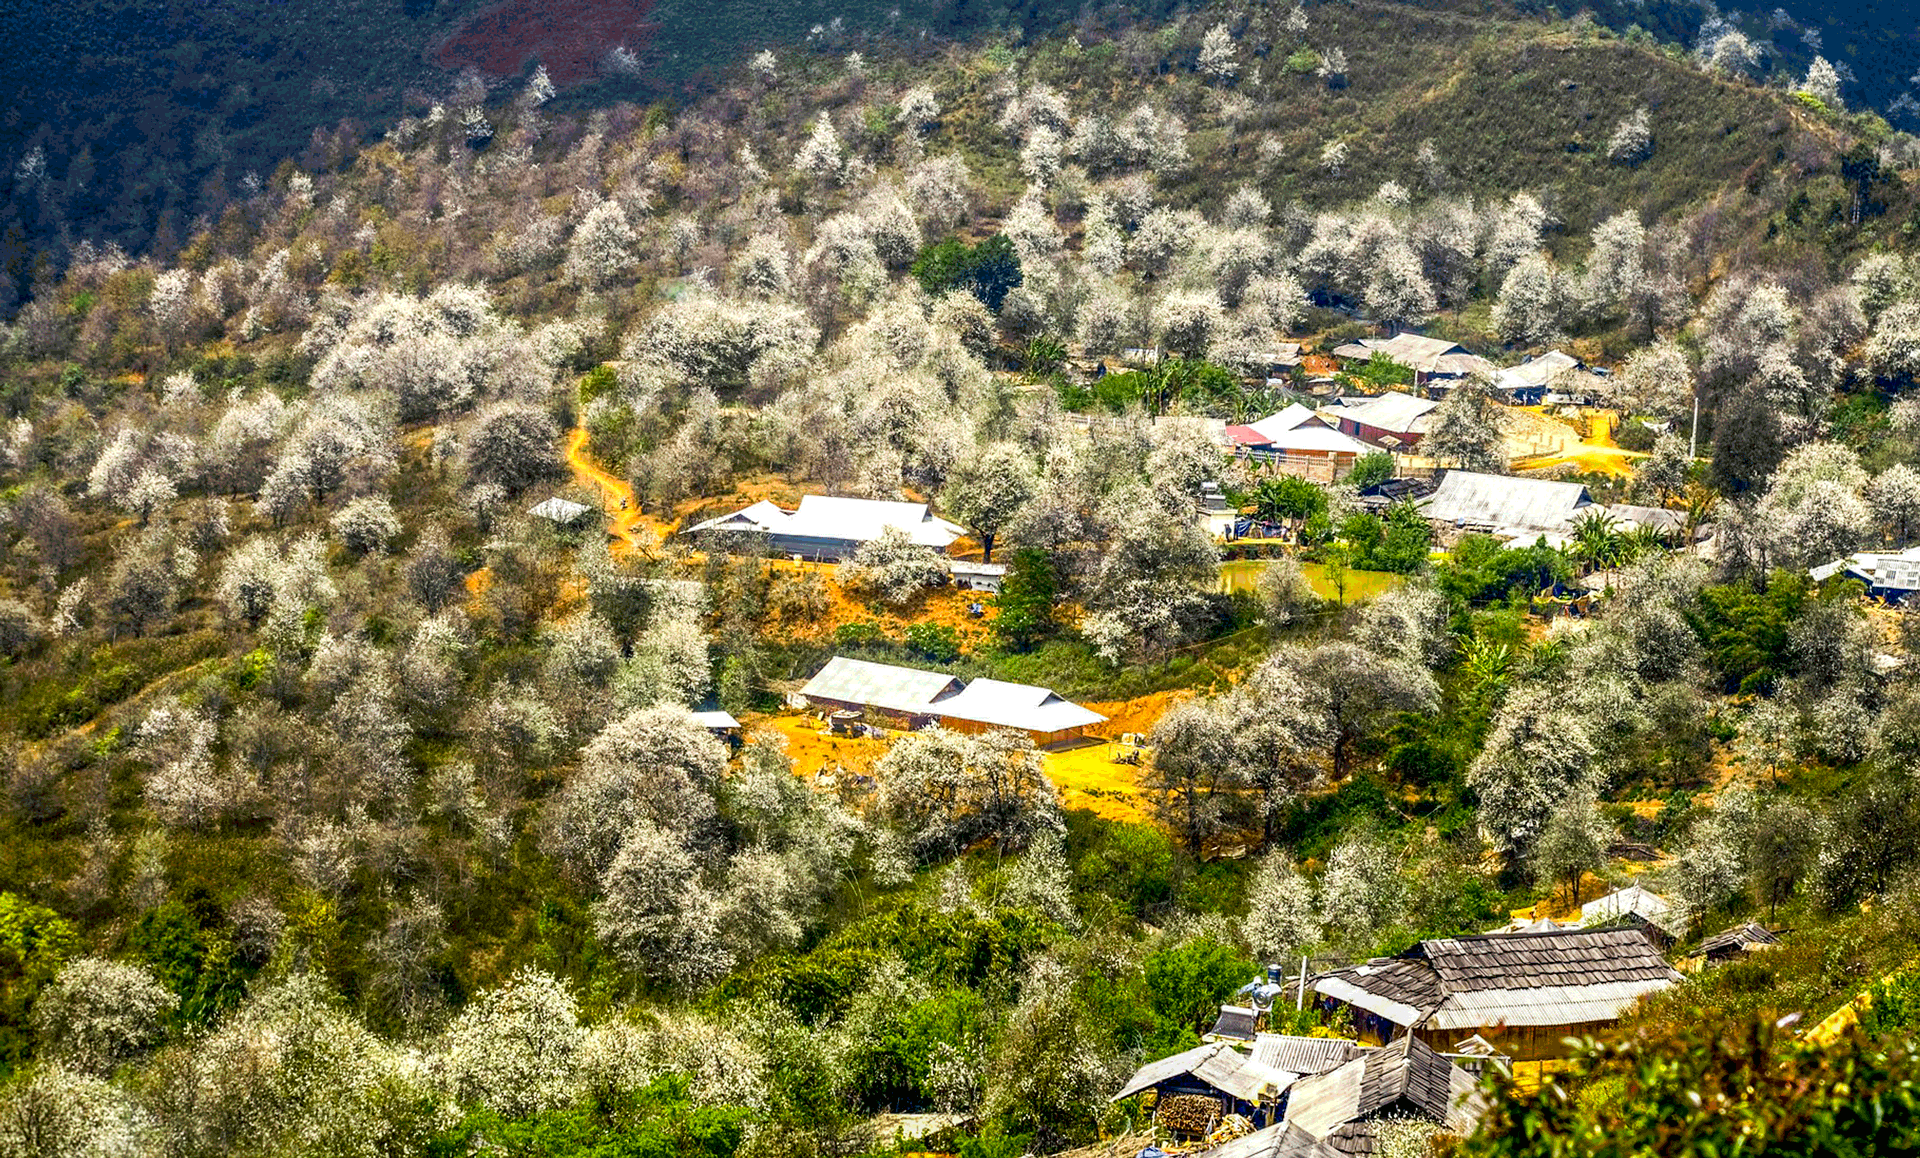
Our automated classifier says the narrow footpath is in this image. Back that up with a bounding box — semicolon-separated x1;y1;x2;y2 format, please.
564;427;649;556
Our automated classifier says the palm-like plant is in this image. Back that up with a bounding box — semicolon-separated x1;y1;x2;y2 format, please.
1461;635;1513;699
1569;508;1622;573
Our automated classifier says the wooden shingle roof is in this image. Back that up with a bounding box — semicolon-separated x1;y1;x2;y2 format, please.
1412;928;1677;991
1312;928;1681;1032
1696;922;1780;956
1282;1035;1482;1145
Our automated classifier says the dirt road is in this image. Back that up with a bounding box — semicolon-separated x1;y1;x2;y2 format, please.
565;427;651;555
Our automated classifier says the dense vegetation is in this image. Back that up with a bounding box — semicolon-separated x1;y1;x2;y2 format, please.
8;1;1920;1155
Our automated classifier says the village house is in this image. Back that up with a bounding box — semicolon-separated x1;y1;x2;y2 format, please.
1328;392;1439;451
1110;1035;1367;1141
687;495;966;561
1810;544;1920;603
1109;1042;1294;1133
1307;928;1681;1073
1416;470;1593;542
1331;333;1495;390
948;559;1008;594
797;656;1107;746
1491;350;1611;406
1224;404;1377;481
1171;1035;1486;1158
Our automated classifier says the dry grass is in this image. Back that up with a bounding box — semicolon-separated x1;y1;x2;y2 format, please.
749;712;890;787
746;691;1186;826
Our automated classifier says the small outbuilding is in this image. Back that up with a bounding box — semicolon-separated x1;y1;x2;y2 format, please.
528;496;592;525
1110;1042;1293;1133
1687;921;1780;970
949;559;1008;593
1809;545;1920;602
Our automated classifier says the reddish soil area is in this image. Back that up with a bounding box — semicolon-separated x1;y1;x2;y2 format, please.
433;0;656;86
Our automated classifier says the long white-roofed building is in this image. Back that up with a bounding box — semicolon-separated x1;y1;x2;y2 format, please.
797;656;1106;745
688;495;966;560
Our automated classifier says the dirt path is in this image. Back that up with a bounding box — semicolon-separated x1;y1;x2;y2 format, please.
564;428;652;556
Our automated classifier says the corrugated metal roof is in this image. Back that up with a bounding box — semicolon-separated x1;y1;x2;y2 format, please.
1261;424;1376;455
1424;979;1676;1030
799;657;961;714
1310;976;1428;1028
1252;1035;1362;1076
688;710;741;730
1112;1044;1230;1102
687;496;965;549
1578;885;1672;926
528;496;591;523
1248;404;1324;440
1810;545;1920;592
1418;470;1591;533
931;677;1106;736
1338;392;1438;434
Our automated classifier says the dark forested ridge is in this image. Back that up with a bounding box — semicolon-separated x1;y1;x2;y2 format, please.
7;0;1920;312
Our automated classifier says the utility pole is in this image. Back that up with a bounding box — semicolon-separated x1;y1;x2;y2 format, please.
1296;955;1309;1012
1689;388;1700;461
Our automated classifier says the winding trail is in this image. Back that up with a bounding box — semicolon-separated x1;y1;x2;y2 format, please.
564;427;649;555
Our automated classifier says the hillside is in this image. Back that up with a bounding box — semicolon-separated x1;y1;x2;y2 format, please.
4;2;1920;1156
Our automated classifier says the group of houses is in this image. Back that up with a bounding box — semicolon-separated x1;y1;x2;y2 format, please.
1115;881;1782;1156
796;655;1107;747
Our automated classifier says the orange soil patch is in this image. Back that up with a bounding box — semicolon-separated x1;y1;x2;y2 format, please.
1041;691;1185;825
432;0;656;87
1509;870;1615;921
464;566;493;616
748;692;1184;826
749;712;890;787
1510;407;1647;478
1044;739;1155;825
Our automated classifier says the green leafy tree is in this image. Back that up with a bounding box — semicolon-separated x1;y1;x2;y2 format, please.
991;549;1059;651
1345;452;1395;491
1467;1016;1920;1158
913;234;1024;312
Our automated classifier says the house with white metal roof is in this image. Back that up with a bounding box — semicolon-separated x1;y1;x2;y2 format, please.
688;496;966;561
797;657;1106;745
930;677;1107;744
1224;405;1378;481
